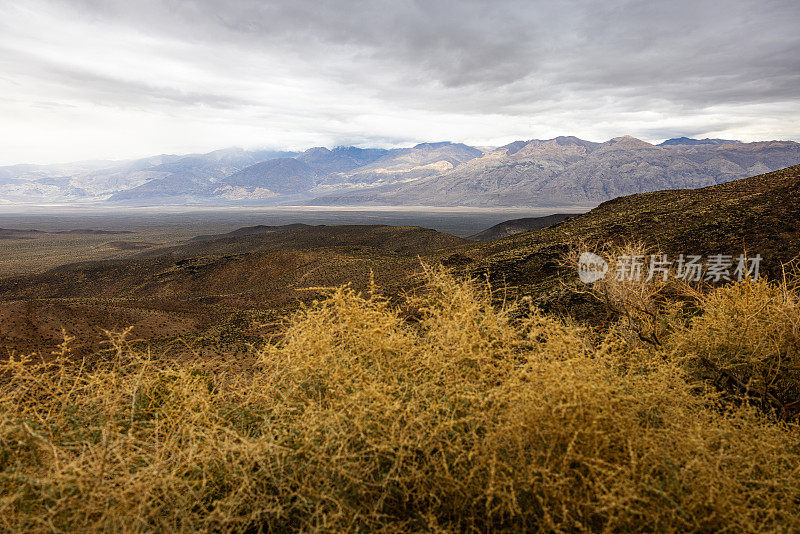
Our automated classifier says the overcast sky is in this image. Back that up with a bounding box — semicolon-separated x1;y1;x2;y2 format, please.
1;0;798;165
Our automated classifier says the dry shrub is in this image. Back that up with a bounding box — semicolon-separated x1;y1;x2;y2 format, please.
671;278;800;419
1;267;799;532
566;242;692;346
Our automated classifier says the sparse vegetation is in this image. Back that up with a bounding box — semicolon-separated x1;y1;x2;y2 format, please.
2;266;799;532
671;278;800;419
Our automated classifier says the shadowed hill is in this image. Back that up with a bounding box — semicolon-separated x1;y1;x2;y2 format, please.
189;224;312;241
145;224;469;258
0;228;44;239
468;214;575;241
0;228;132;238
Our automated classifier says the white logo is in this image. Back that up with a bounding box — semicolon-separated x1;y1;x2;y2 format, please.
578;252;608;283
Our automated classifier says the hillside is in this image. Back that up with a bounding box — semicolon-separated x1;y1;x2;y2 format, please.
658;137;741;146
309;142;485;195
466;164;800;296
338;142;483;181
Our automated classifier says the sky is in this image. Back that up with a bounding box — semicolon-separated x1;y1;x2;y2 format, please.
1;0;799;165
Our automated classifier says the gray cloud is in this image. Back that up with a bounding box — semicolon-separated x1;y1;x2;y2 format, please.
64;0;800;96
0;0;798;163
0;46;257;109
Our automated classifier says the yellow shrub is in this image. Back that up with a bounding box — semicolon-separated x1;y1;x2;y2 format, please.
0;268;798;532
671;278;800;418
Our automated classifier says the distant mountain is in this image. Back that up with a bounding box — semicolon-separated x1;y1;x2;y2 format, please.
212;141;485;200
106;148;297;202
96;143;481;203
310;137;800;206
3;137;800;207
296;146;389;174
658;137;741;146
0;148;297;203
108;172;217;201
313;142;484;191
223;158;319;195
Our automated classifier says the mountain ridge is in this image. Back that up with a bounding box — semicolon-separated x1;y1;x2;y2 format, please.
2;137;799;207
311;137;800;206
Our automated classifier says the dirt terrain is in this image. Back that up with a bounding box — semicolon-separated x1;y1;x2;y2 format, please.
0;224;472;353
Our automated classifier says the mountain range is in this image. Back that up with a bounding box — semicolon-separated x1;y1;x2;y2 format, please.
2;136;798;207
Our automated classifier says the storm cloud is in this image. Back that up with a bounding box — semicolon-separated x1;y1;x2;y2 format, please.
1;0;798;164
